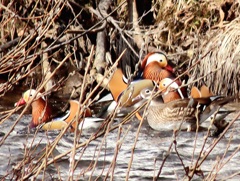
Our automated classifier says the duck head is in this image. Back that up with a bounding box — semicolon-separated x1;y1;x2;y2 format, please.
141;52;173;72
131;86;162;107
141;53;177;84
159;78;184;103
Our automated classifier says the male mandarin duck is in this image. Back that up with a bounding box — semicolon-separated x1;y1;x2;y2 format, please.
15;89;103;132
117;79;154;107
109;52;172;102
141;52;174;76
133;87;235;131
107;69;155;119
141;52;187;96
141;52;174;82
159;79;213;103
107;79;154;117
42;100;104;131
15;89;52;128
158;78;185;103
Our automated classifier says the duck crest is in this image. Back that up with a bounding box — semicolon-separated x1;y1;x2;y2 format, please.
141;52;168;70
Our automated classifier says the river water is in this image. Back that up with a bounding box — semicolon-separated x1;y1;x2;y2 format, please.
0;97;240;180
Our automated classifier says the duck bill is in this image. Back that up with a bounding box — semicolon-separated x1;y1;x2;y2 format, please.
165;65;174;73
14;98;26;106
131;94;143;104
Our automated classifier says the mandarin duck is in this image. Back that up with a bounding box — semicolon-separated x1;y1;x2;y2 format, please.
42;100;104;131
158;78;184;103
15;89;104;132
108;65;155;106
141;52;187;96
107;79;154;117
161;82;235;132
107;71;155;120
15;89;52;128
134;87;235;131
109;52;177;102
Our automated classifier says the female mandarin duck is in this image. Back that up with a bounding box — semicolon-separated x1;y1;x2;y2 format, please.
133;86;235;131
158;80;234;129
15;89;103;132
108;65;155;106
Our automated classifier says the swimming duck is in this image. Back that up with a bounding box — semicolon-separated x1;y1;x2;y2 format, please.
15;89;52;128
15;89;104;132
134;87;235;131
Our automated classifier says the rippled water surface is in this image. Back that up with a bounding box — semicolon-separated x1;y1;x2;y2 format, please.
0;95;240;180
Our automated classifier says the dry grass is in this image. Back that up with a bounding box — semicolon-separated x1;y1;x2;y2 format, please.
189;18;240;96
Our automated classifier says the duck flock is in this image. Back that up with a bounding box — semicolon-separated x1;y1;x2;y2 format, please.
15;52;237;135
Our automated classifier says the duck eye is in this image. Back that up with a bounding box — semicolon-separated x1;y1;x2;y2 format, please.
145;89;150;94
159;59;163;62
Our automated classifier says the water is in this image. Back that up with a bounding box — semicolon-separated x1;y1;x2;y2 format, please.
1;110;240;180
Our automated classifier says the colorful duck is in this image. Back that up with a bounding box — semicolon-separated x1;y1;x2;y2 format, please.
15;89;104;132
108;68;128;102
108;52;177;102
141;52;174;81
108;65;155;106
15;89;52;128
158;78;184;103
141;52;187;96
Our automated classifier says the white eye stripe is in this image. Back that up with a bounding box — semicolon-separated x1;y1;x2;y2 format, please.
23;89;45;101
146;53;167;66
